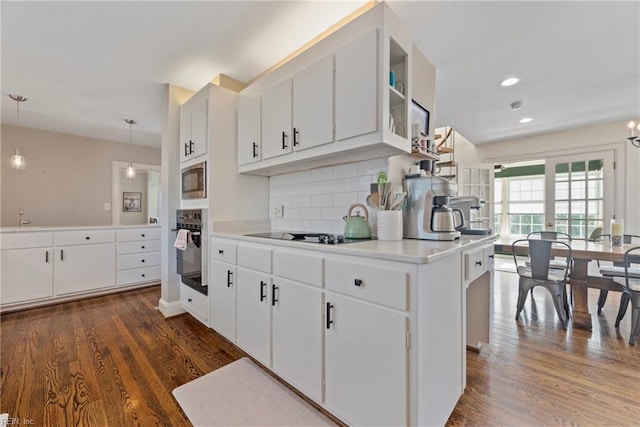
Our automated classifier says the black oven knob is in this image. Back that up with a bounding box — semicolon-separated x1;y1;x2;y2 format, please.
327;235;336;244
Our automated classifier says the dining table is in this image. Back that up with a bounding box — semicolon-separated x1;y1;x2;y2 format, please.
494;237;640;330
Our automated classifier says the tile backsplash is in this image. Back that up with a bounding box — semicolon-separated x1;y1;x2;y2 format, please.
269;158;388;234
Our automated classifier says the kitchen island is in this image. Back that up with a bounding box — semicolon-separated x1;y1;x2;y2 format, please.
208;229;495;426
0;224;161;312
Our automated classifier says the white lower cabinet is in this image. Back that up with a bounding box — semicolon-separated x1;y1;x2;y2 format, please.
1;247;53;304
54;243;116;295
210;260;237;341
180;284;208;323
271;277;323;402
236;267;271;364
324;292;408;426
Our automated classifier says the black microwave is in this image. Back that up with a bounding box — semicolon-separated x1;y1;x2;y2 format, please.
181;161;206;200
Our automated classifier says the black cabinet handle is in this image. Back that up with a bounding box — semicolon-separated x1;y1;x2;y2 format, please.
354;279;363;287
488;254;495;259
252;142;258;158
326;302;334;329
141;245;145;249
282;131;288;149
271;284;278;306
184;143;189;157
141;234;145;238
293;127;299;146
218;249;224;254
227;270;233;287
45;250;49;263
85;236;90;240
476;261;483;266
188;298;192;303
189;140;194;155
60;249;64;261
260;281;267;302
141;274;146;278
141;259;145;263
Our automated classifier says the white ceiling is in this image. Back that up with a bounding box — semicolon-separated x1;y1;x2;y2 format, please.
2;1;638;148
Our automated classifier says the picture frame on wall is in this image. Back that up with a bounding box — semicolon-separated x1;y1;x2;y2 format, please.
123;192;141;212
411;99;430;138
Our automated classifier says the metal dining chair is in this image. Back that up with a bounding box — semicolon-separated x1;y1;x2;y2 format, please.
526;231;573;299
605;246;640;345
512;239;572;330
593;234;640;314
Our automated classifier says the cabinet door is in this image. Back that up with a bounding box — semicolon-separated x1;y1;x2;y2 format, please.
335;28;378;141
325;293;408;426
190;98;208;159
272;278;323;402
210;261;237;342
1;248;53;304
179;105;192;162
261;78;292;160
236;267;271;365
54;244;116;295
292;54;334;151
237;96;262;165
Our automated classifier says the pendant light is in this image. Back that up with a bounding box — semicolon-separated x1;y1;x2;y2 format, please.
9;94;27;169
124;118;137;178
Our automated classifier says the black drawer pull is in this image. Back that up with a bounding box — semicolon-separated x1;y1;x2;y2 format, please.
141;274;146;278
488;254;495;259
218;250;224;254
476;261;483;266
45;251;49;263
260;281;267;302
61;249;64;261
85;236;90;240
271;284;278;306
188;298;192;303
227;270;233;287
141;259;145;263
354;279;363;287
189;140;194;154
326;302;334;329
293;127;299;146
184;143;189;157
141;234;145;237
282;131;288;149
252;142;258;158
141;245;145;249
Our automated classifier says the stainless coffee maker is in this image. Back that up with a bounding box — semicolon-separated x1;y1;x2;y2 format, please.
403;176;464;240
449;196;493;235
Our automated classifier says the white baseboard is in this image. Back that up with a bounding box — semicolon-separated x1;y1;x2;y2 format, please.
158;298;185;318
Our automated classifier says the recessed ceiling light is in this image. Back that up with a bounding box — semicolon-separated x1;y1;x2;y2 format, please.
500;77;520;87
519;117;533;123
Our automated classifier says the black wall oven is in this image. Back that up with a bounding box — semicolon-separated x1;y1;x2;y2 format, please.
176;209;207;295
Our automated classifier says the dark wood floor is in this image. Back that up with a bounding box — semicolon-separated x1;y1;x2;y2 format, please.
1;269;639;426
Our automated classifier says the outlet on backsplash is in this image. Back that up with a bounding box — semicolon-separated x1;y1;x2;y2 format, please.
273;204;284;218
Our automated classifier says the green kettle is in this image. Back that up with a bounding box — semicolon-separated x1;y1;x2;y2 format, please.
343;203;371;239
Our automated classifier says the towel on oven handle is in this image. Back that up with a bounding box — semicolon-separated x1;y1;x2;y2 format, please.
173;229;192;250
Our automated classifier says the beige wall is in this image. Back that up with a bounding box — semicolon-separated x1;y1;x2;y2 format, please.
119;170;148;225
1;125;161;227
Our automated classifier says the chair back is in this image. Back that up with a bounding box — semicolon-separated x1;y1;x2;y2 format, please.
512;238;572;281
623;246;640;289
527;231;572;241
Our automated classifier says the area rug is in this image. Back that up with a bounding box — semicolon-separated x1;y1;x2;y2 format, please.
172;357;336;426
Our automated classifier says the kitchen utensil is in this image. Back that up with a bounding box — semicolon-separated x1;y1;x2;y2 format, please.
377;171;388;185
366;194;379;210
343;203;371;239
389;192;407;210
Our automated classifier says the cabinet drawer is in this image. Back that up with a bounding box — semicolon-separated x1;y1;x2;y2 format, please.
117;240;161;255
273;250;322;288
181;284;208;321
54;230;115;246
117;228;161;242
211;240;237;264
117;266;160;286
118;252;161;270
237;244;271;272
1;232;53;249
465;247;486;283
325;259;408;310
484;245;495;270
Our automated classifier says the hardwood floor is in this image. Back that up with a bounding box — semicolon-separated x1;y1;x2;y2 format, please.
1;272;639;426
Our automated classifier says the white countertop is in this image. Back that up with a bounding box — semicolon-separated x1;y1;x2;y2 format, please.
0;224;161;233
211;230;497;264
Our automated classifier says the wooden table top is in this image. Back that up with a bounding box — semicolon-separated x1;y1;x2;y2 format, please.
494;238;639;263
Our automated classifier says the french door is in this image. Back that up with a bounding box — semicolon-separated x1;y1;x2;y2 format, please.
544;151;615;239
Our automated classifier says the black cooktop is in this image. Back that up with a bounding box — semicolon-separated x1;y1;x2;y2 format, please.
245;232;369;245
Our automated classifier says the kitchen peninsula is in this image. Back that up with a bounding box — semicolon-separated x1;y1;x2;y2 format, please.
208;230;495;426
0;225;161;312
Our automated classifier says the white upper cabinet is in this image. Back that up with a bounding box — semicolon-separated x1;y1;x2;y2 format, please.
237;2;420;176
335;29;378;141
292;54;335;151
237;96;262;165
261;77;293;160
180;96;208;162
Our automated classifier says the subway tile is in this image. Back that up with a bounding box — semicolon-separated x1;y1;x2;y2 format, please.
292;195;311;208
277;173;294;186
321;207;345;221
292;220;311;231
344;176;372;192
311;166;333;182
358;158;388;176
290;170;312;184
300;207;321;220
284;185;301;197
332;220;345;234
322;180;345;194
333;191;359;207
333;163;360;179
311;194;332;207
311;220;333;233
284;207;301;220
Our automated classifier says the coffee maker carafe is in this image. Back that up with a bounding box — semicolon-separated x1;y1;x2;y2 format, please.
403;176;464;240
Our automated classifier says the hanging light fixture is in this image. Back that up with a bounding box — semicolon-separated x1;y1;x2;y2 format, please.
9;94;27;169
124;118;137;178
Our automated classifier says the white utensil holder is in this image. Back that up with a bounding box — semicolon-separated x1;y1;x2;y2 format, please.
377;210;403;241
